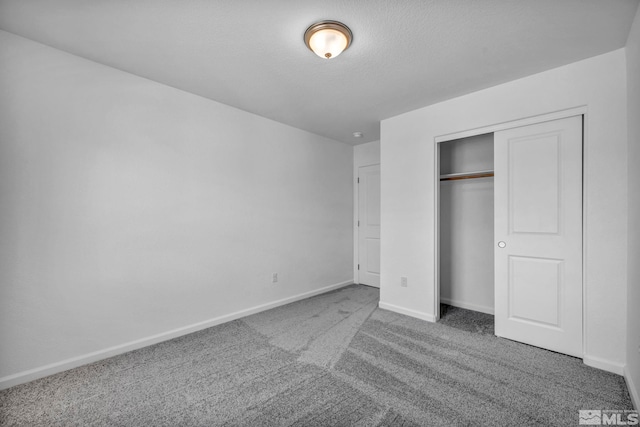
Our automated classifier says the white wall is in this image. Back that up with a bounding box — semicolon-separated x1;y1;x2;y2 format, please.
354;140;381;168
0;30;354;386
381;49;628;373
439;134;494;314
626;5;640;408
353;140;380;283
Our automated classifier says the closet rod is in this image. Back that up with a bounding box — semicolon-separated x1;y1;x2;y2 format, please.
439;170;494;181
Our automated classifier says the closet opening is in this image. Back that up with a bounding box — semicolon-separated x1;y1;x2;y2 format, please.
434;114;584;356
437;132;495;334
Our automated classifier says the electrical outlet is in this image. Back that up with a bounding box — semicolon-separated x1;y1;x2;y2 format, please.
400;276;408;287
272;273;278;283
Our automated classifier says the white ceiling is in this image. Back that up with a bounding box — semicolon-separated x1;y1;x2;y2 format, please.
0;0;638;145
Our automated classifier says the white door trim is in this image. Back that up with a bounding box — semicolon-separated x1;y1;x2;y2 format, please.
434;106;587;144
433;106;587;359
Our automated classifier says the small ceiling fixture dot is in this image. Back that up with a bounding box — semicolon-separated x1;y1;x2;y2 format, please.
353;132;363;138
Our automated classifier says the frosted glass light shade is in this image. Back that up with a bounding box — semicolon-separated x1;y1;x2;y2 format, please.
304;21;352;59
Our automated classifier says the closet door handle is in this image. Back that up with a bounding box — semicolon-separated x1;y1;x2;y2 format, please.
498;241;506;248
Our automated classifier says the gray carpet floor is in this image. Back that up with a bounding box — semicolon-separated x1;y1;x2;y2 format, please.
0;284;633;426
439;304;495;336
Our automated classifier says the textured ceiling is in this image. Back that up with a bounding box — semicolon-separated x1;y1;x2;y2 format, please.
0;0;638;144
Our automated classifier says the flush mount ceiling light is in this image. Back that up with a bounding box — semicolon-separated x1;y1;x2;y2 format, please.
304;20;352;59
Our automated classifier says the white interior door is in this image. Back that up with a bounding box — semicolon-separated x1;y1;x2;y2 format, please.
494;116;583;357
358;164;380;288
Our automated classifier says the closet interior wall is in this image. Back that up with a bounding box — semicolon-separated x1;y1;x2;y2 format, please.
439;133;495;315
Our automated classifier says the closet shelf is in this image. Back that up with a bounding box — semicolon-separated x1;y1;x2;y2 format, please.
439;170;494;181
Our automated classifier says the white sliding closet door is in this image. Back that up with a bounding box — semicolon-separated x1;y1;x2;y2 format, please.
494;116;583;357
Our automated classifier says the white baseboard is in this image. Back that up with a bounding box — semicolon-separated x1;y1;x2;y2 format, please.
624;365;640;410
378;301;436;323
440;297;494;315
583;354;625;375
0;280;353;391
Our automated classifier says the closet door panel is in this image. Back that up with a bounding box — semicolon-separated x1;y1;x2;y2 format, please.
508;256;561;327
509;135;560;234
494;115;582;358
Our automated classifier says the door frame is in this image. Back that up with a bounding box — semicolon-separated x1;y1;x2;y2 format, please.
432;106;587;356
355;163;381;285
